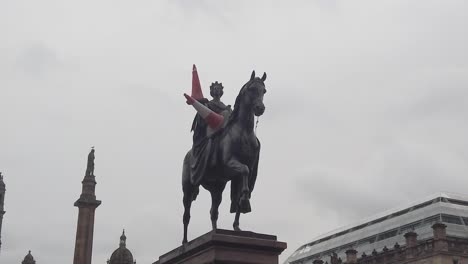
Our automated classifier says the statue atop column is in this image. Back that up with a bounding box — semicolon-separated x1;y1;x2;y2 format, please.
85;147;95;176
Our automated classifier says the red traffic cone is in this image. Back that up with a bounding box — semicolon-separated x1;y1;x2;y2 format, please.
191;64;204;101
184;93;224;130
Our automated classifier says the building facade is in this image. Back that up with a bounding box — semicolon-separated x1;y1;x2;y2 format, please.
303;223;468;264
286;193;468;264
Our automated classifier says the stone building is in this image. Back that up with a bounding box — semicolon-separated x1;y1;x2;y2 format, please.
287;193;468;264
306;223;468;264
107;230;136;264
21;250;36;264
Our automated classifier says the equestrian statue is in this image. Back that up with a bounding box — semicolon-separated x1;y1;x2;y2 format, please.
182;65;267;244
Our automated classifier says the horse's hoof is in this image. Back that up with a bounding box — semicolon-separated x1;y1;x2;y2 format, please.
233;225;242;232
182;239;188;245
240;197;250;211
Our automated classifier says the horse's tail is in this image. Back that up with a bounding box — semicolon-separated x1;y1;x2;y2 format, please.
182;150;199;201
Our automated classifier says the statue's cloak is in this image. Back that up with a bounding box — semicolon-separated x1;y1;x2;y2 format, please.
189;134;218;186
189;102;231;186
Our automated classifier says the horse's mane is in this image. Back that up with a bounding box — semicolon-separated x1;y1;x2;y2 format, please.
226;78;264;128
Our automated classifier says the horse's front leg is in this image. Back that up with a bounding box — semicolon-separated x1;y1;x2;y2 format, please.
226;159;250;231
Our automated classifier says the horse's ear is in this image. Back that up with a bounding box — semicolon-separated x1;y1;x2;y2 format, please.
261;72;267;82
250;70;256;80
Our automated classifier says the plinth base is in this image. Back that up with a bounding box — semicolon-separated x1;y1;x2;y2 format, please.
155;229;287;264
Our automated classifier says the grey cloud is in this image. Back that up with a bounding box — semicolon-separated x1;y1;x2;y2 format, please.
15;44;60;76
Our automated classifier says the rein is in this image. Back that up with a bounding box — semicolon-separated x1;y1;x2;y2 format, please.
255;116;259;135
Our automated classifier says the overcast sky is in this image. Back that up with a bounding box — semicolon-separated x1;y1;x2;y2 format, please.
1;0;468;263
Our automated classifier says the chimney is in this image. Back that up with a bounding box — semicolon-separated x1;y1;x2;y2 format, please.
330;252;340;264
432;222;448;251
345;249;357;264
432;222;447;240
404;231;418;247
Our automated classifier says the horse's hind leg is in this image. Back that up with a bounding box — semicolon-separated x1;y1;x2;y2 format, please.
233;211;241;231
182;187;193;244
209;184;225;230
182;150;195;244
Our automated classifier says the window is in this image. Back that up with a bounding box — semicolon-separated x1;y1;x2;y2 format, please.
377;230;398;241
399;219;422;234
442;214;463;225
423;214;441;225
411;200;432;211
447;198;468;207
462;217;468;226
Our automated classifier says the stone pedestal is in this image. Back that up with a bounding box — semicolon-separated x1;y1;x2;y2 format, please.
154;229;287;264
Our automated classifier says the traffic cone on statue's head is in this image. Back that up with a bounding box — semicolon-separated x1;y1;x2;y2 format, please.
184;93;224;130
190;64;204;101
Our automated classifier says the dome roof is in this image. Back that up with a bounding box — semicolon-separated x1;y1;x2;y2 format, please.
109;247;134;264
22;250;36;264
108;230;135;264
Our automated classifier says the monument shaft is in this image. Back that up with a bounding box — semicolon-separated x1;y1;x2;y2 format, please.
73;149;101;264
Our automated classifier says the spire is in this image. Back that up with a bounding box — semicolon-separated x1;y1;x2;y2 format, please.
22;250;36;264
120;229;127;247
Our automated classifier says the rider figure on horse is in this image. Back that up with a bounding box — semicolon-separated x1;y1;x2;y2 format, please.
191;81;232;149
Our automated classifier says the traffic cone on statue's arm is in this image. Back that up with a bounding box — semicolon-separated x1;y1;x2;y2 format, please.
184;93;224;130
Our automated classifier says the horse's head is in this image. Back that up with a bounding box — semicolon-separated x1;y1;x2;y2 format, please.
238;71;267;116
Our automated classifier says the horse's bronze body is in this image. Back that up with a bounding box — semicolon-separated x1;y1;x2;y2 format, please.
182;71;267;244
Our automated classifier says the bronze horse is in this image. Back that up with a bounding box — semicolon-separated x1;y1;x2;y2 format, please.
182;71;267;244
